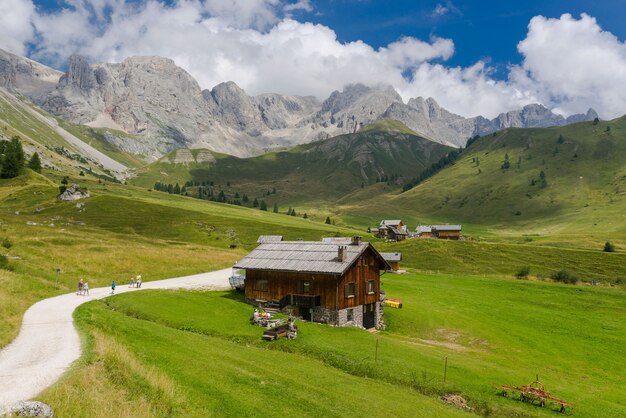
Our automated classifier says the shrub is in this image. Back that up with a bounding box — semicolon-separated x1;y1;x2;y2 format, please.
603;242;615;252
515;266;530;280
551;270;578;284
0;254;9;270
1;238;12;249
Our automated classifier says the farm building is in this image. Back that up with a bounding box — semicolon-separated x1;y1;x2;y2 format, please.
374;220;408;241
415;225;433;238
432;225;462;240
234;236;390;329
380;252;402;271
415;225;462;239
257;235;284;244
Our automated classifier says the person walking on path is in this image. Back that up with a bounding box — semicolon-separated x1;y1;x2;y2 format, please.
129;276;135;288
136;275;142;288
83;281;89;296
77;278;83;295
111;281;116;295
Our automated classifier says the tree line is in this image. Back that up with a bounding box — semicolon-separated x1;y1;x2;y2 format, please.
0;136;41;179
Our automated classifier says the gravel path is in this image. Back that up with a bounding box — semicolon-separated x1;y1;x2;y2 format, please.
0;268;231;412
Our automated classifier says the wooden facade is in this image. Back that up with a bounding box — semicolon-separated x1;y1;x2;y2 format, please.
237;240;389;328
244;247;382;311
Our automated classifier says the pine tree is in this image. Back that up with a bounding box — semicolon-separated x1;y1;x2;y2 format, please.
325;216;331;224
154;182;161;191
273;202;278;213
259;200;267;211
303;213;308;219
1;136;26;179
28;152;42;173
242;194;249;203
253;198;259;208
174;183;181;194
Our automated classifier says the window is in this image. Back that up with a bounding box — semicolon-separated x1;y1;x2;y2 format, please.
301;280;311;294
345;282;356;298
254;279;268;292
347;308;354;322
367;280;375;294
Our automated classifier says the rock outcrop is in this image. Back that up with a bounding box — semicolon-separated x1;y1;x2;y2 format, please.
58;184;90;201
3;49;596;158
4;401;54;417
0;49;62;99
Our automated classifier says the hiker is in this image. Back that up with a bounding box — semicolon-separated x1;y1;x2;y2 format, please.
77;278;83;295
129;276;135;287
253;308;260;322
111;280;116;294
83;281;89;296
136;275;142;288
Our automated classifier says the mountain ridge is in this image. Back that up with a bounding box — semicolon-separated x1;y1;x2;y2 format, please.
0;48;598;159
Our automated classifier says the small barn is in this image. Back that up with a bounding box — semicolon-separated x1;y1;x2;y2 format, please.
415;225;433;238
432;225;462;240
380;252;402;271
234;236;390;329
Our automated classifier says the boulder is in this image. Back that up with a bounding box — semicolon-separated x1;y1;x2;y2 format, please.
5;401;54;417
58;184;90;201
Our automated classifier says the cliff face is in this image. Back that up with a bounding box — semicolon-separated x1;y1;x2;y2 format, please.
0;49;62;99
6;50;595;158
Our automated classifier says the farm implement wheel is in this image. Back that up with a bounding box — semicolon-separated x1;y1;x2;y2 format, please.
498;376;571;413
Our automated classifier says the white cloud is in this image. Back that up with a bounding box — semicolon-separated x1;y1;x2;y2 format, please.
284;0;313;14
0;4;624;119
0;0;36;55
515;13;626;118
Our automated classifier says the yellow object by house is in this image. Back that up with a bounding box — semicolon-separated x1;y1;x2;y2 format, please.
385;299;402;309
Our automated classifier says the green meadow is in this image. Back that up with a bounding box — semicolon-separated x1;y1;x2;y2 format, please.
40;273;626;417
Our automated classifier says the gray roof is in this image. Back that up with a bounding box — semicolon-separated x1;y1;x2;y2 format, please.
380;252;402;262
433;225;462;231
321;237;353;244
415;225;432;233
257;235;284;244
380;220;402;226
234;241;390;275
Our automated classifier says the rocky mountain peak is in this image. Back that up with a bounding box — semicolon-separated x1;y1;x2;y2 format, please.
61;55;97;90
0;48;62;98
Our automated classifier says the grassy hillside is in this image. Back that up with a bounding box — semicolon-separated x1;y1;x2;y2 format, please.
0;170;360;348
131;121;453;210
339;116;626;243
0;89;142;177
41;277;626;416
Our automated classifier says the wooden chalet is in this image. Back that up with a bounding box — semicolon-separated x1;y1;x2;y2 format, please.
432;225;462;240
380;252;402;271
375;220;408;241
234;236;390;329
415;225;433;238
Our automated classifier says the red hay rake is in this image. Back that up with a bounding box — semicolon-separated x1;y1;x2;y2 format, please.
499;375;571;413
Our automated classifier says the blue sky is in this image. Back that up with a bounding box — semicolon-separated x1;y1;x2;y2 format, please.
2;0;626;118
308;0;626;75
30;0;626;76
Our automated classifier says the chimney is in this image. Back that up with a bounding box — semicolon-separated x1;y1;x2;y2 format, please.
337;246;347;262
351;236;362;246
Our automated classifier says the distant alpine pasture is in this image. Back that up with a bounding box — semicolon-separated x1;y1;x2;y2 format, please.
1;47;625;416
